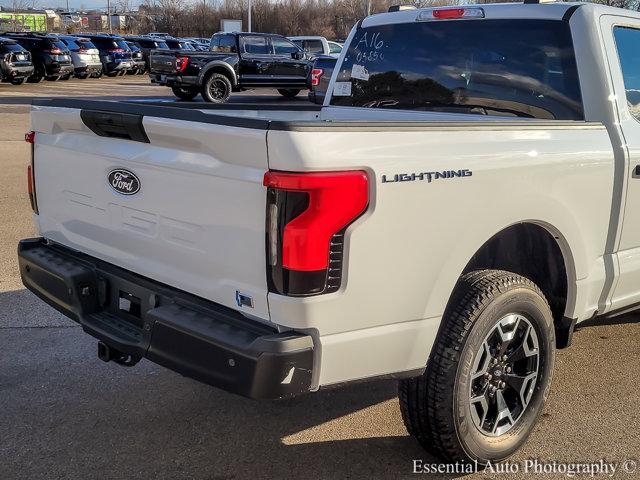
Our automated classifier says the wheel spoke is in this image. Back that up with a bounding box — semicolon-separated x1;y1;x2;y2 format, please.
506;325;538;363
491;390;516;435
506;371;538;409
470;387;490;429
471;341;492;380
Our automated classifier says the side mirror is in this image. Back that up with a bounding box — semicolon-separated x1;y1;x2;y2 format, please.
292;50;303;60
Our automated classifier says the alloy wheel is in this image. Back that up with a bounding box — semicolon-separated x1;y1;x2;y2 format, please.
468;314;540;436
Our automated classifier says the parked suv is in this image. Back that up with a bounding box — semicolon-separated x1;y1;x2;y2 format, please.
123;36;168;71
81;34;133;76
125;41;146;74
0;38;33;85
164;37;195;51
58;36;102;79
150;32;310;102
1;33;73;82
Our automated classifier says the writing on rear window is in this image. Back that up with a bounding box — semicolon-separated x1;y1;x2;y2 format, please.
331;19;584;120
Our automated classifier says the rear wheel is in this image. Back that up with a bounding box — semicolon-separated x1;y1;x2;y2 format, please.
399;269;555;464
45;75;61;81
10;78;26;86
277;88;301;98
200;73;232;103
76;73;89;79
171;86;199;101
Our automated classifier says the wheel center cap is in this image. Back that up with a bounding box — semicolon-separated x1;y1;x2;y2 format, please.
493;367;503;377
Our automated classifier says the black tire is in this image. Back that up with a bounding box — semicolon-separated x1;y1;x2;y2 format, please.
11;78;26;86
200;73;232;103
399;269;555;464
171;85;199;101
27;64;45;83
93;70;103;79
60;74;71;81
105;71;118;77
277;88;301;98
45;75;61;81
76;73;89;80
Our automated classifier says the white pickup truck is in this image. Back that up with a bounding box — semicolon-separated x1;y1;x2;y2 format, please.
19;1;640;464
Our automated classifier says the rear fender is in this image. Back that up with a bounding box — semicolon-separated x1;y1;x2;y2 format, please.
198;60;238;86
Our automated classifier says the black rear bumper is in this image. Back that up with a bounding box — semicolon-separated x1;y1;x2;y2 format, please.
150;73;198;87
18;238;314;399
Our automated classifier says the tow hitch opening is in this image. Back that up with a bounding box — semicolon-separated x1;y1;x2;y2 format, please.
97;341;142;367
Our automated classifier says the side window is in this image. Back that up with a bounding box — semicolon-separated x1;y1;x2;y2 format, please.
614;26;640;121
213;35;236;53
64;38;79;51
328;42;342;54
242;36;269;55
303;40;324;54
272;37;299;55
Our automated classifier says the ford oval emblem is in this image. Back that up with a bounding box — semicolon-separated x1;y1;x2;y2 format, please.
108;169;140;195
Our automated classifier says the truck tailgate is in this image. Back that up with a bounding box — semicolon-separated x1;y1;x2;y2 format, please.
149;51;178;73
30;104;271;320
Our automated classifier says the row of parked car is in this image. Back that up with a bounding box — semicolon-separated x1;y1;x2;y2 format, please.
0;32;205;85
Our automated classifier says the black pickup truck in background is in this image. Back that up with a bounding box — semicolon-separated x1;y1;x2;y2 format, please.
308;55;337;105
149;32;311;102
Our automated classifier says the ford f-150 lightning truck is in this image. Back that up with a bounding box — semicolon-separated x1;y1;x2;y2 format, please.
18;1;640;465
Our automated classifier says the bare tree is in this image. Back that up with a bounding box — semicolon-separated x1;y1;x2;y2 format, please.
127;0;640;39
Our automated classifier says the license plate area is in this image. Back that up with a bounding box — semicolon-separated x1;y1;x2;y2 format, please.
119;290;141;319
103;274;155;330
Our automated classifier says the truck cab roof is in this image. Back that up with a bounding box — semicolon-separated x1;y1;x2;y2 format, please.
362;1;640;27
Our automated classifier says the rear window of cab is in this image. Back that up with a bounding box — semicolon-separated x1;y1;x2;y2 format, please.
0;42;26;53
330;18;584;120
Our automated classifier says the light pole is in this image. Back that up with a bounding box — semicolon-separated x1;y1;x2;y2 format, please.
202;0;206;38
107;0;112;33
247;0;252;32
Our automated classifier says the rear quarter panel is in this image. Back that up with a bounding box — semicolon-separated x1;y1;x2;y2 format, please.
266;121;615;385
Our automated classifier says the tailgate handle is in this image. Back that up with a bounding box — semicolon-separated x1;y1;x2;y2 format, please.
80;110;150;143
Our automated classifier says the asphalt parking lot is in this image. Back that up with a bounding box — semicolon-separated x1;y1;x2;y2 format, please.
1;75;639;480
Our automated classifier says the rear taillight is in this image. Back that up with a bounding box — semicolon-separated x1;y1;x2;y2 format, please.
108;48;124;53
46;47;63;54
264;171;368;296
78;48;89;54
25;131;38;214
176;56;189;72
311;68;323;87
